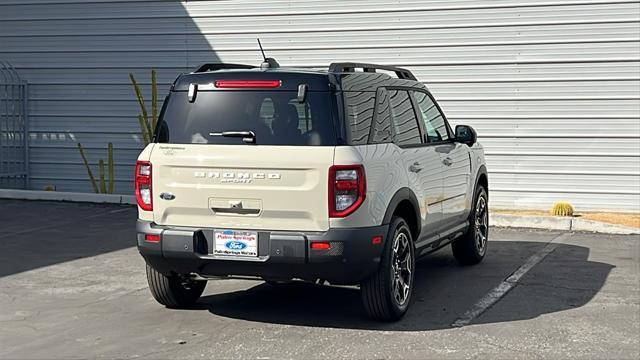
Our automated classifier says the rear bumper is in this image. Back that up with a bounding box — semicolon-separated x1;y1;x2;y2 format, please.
137;220;388;285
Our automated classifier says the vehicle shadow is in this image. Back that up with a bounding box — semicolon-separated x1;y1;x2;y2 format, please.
3;1;222;195
197;241;614;331
0;200;136;277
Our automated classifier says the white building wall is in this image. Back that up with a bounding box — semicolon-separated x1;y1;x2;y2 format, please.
0;0;638;211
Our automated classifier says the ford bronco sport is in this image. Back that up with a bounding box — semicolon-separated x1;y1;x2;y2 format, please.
136;59;489;321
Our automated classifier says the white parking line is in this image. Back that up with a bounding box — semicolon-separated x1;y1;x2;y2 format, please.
451;233;571;327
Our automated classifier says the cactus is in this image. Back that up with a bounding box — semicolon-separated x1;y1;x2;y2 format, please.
151;69;158;130
129;70;158;146
129;73;148;123
98;159;106;194
551;201;574;217
77;143;98;193
77;142;115;194
108;142;114;194
78;69;157;194
137;115;151;145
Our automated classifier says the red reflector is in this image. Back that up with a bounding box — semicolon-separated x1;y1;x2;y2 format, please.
214;80;281;88
145;234;160;243
310;242;331;250
335;179;358;191
372;236;383;245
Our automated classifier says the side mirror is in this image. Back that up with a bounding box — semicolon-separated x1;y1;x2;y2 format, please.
455;125;477;146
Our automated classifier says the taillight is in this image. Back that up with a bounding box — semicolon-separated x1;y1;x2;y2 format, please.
328;165;366;218
135;161;152;211
214;80;281;88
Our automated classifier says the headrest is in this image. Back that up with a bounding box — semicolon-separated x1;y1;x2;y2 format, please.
285;104;299;126
274;104;299;132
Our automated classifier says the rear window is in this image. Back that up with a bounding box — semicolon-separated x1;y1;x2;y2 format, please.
155;91;336;145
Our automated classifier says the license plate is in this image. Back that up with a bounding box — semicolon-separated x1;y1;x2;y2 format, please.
213;230;258;257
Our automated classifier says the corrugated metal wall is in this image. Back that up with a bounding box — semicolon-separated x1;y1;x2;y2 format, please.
0;0;638;211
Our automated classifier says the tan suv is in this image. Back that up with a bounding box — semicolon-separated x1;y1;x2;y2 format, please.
136;60;489;321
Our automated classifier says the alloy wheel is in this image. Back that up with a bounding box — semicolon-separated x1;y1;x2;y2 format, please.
391;231;412;306
474;194;488;256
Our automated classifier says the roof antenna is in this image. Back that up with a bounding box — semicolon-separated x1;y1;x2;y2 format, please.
257;38;279;69
257;38;267;61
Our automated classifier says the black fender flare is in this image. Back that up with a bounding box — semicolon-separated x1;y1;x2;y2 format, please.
382;187;421;231
474;164;489;198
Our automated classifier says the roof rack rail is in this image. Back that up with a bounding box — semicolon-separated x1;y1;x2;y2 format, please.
328;62;417;81
193;63;256;73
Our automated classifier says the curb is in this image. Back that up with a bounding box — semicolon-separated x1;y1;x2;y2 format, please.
490;213;640;235
0;189;135;205
1;190;638;235
571;218;640;235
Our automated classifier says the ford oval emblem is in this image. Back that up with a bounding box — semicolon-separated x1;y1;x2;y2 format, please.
159;192;175;200
225;241;247;250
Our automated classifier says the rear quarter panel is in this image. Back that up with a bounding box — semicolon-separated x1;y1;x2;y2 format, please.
330;144;409;228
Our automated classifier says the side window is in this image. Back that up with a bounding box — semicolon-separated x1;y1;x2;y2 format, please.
370;88;392;143
344;91;376;145
388;89;422;146
414;91;450;143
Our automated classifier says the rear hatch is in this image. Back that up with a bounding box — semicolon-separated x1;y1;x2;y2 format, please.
149;79;337;232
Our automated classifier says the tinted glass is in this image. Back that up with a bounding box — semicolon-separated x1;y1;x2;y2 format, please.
414;91;450;143
370;88;392;143
344;91;375;145
389;90;422;146
155;91;336;145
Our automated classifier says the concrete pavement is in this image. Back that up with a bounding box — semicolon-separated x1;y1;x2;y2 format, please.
0;200;638;359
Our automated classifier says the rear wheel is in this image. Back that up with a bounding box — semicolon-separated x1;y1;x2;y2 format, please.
361;216;415;321
452;186;488;265
146;264;207;308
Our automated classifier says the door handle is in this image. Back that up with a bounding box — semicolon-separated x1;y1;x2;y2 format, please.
442;157;453;166
409;162;422;173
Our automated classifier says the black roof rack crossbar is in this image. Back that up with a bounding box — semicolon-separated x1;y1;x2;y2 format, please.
193;63;257;73
328;62;417;80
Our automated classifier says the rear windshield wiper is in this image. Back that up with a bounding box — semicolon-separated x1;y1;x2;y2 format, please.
209;130;256;144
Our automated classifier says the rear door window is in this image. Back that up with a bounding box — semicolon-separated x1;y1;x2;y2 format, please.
155;91;336;146
388;89;422;146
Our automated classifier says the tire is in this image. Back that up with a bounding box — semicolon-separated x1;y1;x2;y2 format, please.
452;185;489;265
361;216;415;321
146;264;207;308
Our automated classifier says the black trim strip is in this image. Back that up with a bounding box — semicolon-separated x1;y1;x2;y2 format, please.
426;193;466;206
415;221;468;251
